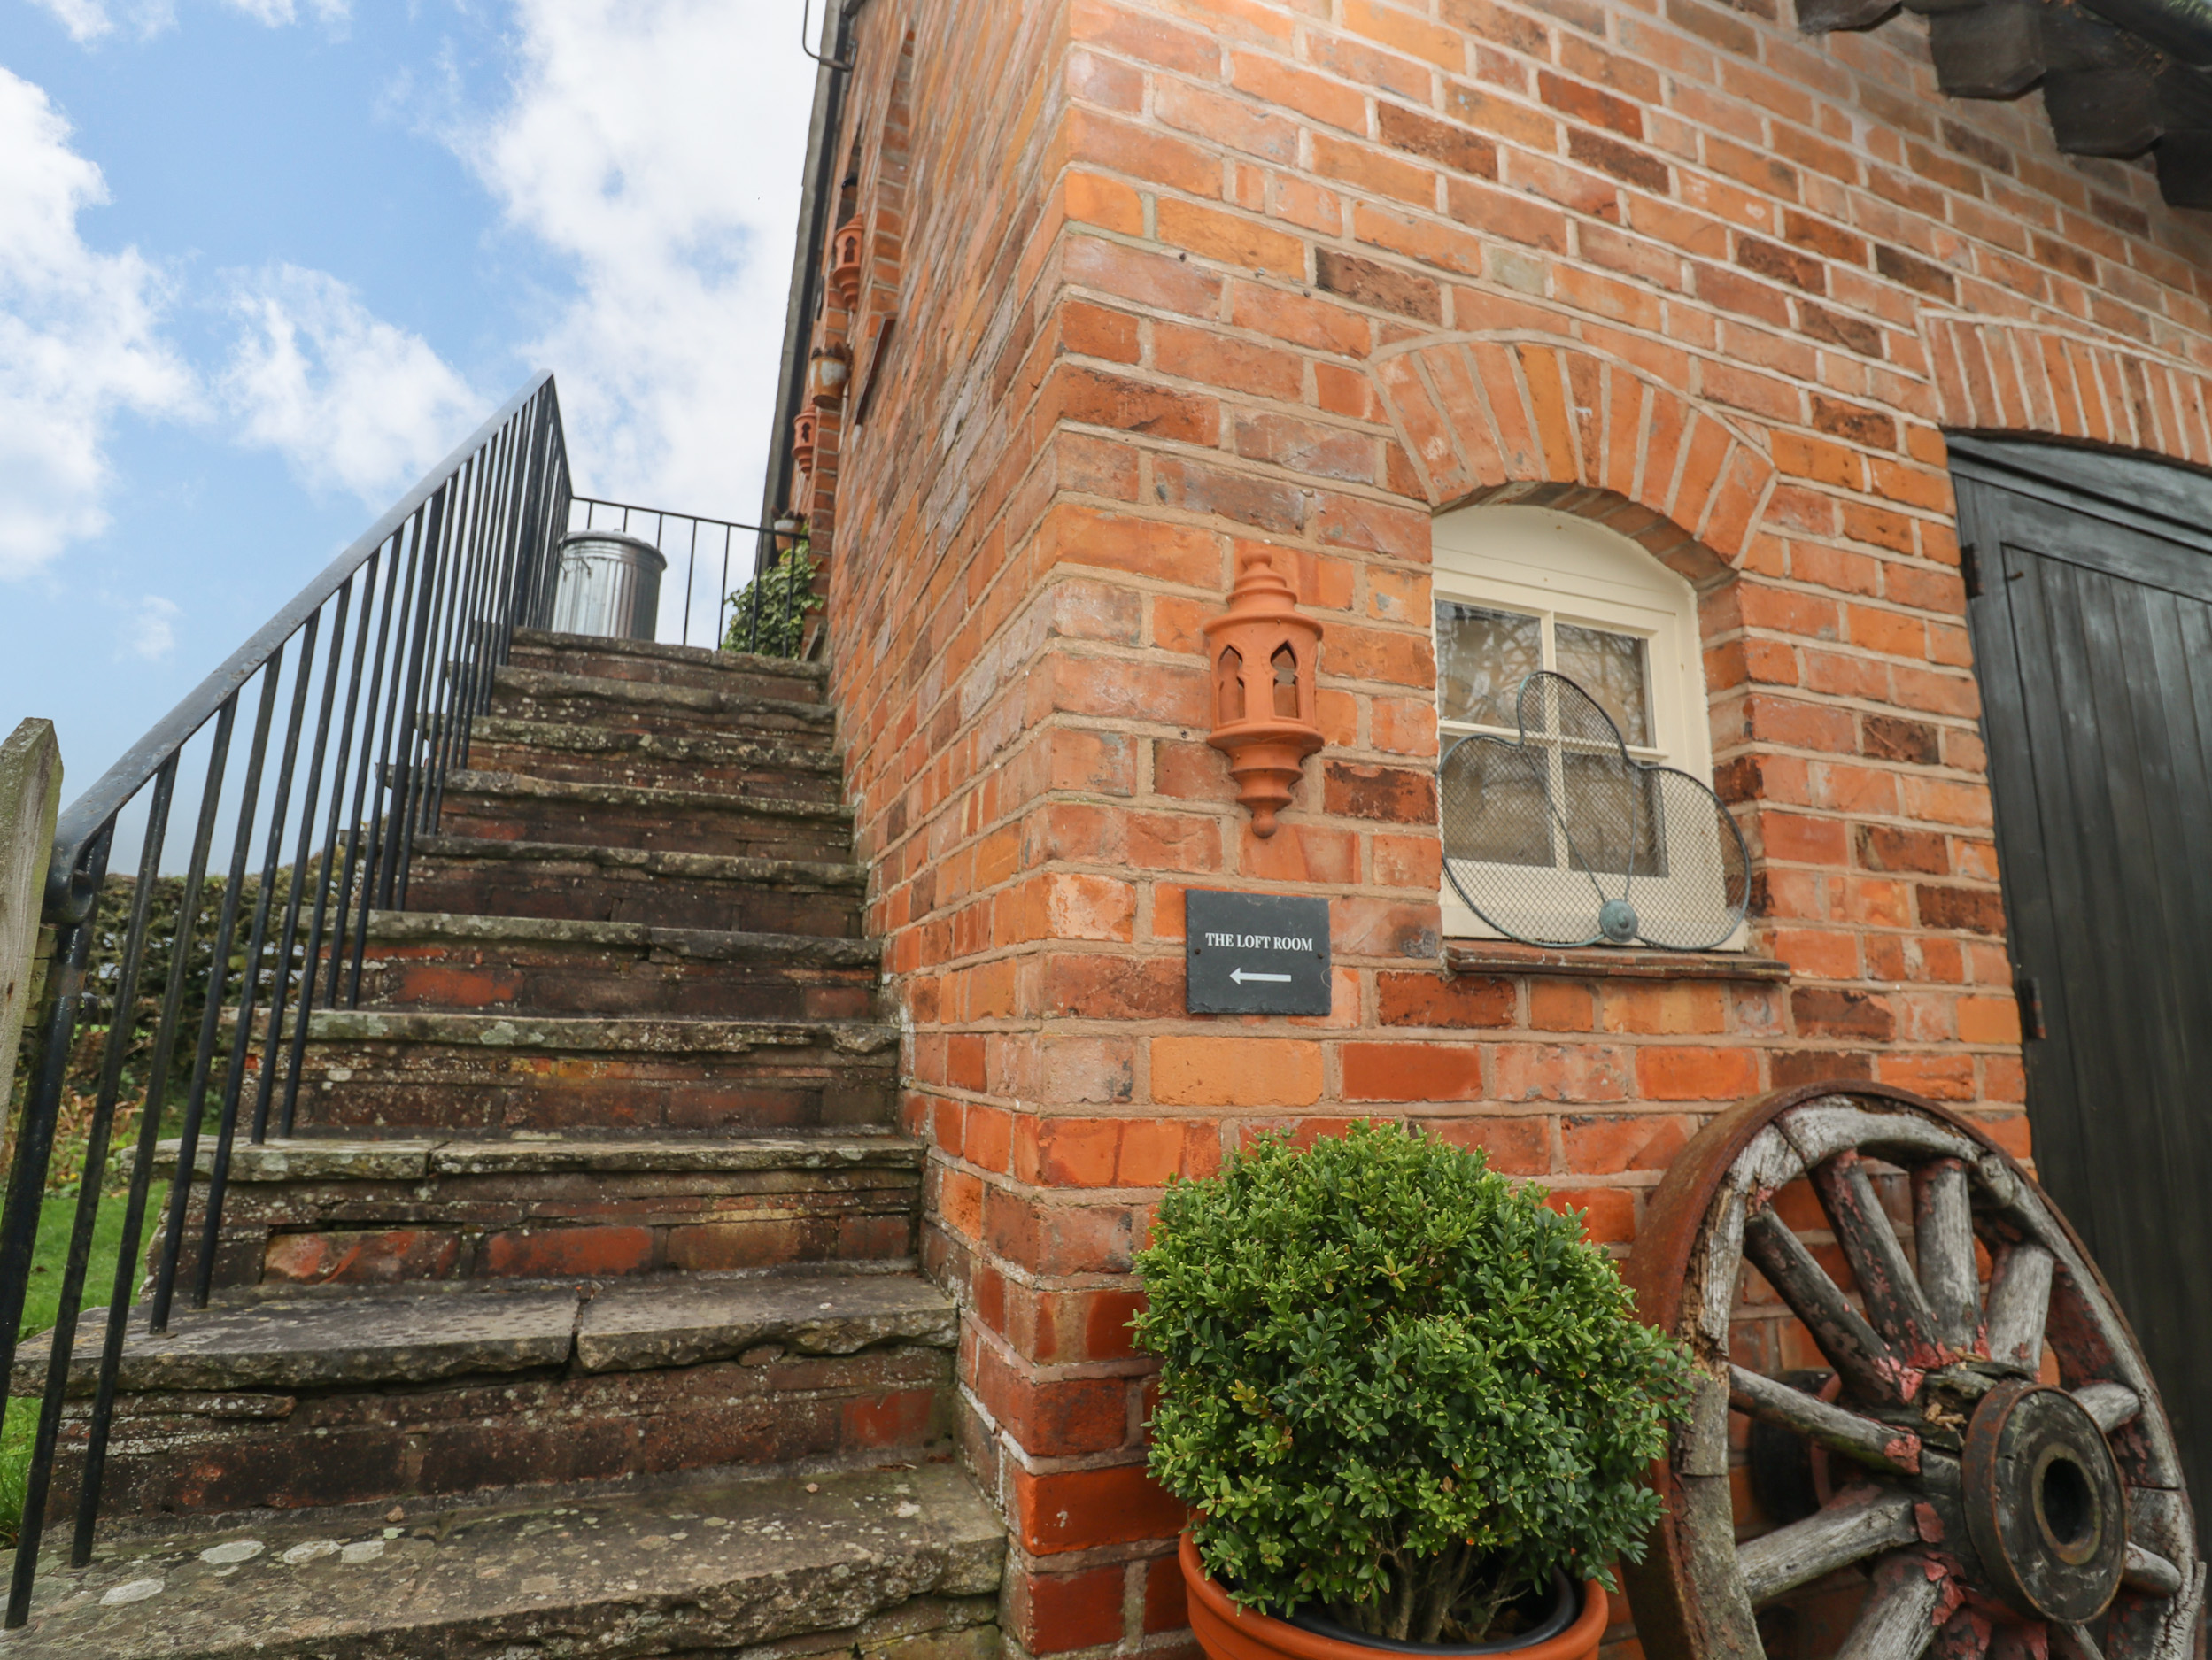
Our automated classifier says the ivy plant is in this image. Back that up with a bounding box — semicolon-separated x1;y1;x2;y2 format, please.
1133;1121;1691;1645
723;539;819;659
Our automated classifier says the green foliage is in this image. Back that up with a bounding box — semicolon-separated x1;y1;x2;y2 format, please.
5;848;359;1119
0;853;313;1540
0;1402;31;1545
724;540;820;659
1133;1122;1692;1645
0;1131;162;1546
64;870;227;1106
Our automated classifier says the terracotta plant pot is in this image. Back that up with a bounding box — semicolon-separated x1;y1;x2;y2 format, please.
1179;1535;1607;1660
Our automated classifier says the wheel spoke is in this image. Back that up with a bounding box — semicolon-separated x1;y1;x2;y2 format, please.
2124;1542;2185;1596
2073;1380;2141;1432
1643;1093;2200;1660
1744;1206;1919;1406
1813;1150;1943;1363
1739;1486;1920;1603
1984;1241;2054;1373
1729;1363;1922;1474
1837;1553;1945;1660
1913;1158;1979;1349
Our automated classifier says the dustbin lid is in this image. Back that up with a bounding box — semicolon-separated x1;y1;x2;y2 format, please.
560;529;666;572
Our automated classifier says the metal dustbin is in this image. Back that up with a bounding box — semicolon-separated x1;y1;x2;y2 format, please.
552;529;665;641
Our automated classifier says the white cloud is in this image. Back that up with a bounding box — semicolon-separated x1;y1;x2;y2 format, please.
452;0;812;519
220;264;483;502
29;0;342;42
121;595;180;660
0;67;195;579
28;0;123;42
221;0;349;25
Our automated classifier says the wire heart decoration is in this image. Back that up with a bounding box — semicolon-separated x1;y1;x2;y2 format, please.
1440;671;1750;950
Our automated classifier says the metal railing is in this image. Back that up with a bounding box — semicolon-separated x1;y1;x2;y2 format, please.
0;374;570;1620
567;497;816;658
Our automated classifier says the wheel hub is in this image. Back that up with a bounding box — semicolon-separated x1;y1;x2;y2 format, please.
1961;1378;2127;1621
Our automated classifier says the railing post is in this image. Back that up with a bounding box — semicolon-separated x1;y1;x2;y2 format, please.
0;721;60;1108
151;657;283;1328
0;828;106;1630
72;755;179;1565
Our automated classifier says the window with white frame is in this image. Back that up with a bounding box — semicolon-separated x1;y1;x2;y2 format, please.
1431;505;1736;946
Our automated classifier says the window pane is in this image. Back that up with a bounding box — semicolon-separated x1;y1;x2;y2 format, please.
1442;737;1553;868
1556;622;1652;745
1559;750;1663;876
1436;601;1541;729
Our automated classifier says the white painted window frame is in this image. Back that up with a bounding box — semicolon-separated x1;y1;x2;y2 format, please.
1430;506;1738;949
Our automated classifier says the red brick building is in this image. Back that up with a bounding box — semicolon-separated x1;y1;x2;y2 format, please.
770;1;2212;1655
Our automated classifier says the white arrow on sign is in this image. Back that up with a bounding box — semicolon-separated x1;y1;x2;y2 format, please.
1229;967;1292;984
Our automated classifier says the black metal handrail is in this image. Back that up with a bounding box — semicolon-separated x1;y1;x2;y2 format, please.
567;497;815;657
0;373;570;1620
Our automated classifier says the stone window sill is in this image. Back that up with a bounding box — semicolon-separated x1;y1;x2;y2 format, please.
1443;938;1791;982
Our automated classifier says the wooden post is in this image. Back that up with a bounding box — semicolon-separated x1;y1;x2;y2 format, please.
0;719;61;1114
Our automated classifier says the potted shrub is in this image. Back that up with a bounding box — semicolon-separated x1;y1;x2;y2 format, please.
1133;1122;1690;1660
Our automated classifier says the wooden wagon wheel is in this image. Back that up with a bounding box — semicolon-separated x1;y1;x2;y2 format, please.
1623;1083;2202;1660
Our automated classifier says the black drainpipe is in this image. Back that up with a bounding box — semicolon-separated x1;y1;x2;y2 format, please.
760;0;873;544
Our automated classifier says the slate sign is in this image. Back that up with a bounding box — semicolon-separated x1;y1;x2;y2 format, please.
1185;890;1332;1016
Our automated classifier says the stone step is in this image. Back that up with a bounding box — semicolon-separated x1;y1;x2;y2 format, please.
355;910;880;1021
22;1271;955;1394
460;714;843;803
510;626;831;703
159;1131;924;1288
406;836;869;937
283;1010;899;1137
490;664;838;745
15;1274;960;1523
435;769;852;863
10;1463;1001;1660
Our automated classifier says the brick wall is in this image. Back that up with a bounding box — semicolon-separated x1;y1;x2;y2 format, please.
793;0;2212;1656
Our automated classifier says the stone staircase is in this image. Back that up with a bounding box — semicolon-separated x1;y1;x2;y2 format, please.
6;630;1002;1658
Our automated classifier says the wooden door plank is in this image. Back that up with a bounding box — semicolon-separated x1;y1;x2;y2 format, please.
1952;438;2212;563
2037;560;2176;1320
2000;550;2129;1262
1953;481;2099;1222
2108;582;2212;1380
1960;453;2212;1540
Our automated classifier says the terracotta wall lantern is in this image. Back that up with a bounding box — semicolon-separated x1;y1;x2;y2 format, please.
792;408;817;475
808;345;850;406
1202;548;1325;838
829;216;864;309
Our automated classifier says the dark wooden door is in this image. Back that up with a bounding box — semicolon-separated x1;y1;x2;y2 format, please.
1953;436;2212;1527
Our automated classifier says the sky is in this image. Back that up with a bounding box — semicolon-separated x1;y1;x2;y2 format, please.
0;0;816;814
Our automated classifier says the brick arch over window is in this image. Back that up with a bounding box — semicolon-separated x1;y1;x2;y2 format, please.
1370;336;1778;578
1926;315;2212;471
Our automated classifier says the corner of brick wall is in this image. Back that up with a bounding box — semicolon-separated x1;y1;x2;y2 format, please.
800;1;2212;1656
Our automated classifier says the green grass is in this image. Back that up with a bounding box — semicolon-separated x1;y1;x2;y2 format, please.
0;1183;166;1541
19;1185;143;1341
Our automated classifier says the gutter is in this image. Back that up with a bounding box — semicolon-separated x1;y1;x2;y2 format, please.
759;0;874;540
2088;0;2212;63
